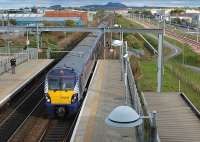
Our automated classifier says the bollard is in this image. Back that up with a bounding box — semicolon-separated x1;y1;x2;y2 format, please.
150;111;157;142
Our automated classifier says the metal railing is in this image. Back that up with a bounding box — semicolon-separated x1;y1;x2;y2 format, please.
0;48;38;74
127;62;144;142
126;61;160;142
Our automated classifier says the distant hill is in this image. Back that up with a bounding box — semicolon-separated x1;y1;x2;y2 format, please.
81;2;127;10
49;5;64;10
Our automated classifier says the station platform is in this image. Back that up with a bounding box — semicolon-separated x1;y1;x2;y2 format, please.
0;59;53;107
144;92;200;142
71;60;137;142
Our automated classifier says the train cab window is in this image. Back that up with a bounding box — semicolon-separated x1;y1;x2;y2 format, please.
48;78;60;90
62;78;76;90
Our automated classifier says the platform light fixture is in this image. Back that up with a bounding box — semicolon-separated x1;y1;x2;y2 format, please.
105;105;143;128
105;105;158;142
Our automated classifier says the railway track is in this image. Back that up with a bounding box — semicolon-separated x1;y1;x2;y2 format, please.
138;18;200;50
8;98;49;142
0;15;111;142
39;60;97;142
0;73;44;122
0;81;44;142
40;117;75;142
0;47;98;142
0;46;91;142
0;45;68;142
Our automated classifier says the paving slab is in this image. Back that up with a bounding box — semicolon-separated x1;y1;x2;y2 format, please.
71;60;137;142
0;59;53;107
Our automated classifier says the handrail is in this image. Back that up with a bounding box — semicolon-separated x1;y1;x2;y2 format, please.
180;92;200;119
126;61;143;142
127;61;161;142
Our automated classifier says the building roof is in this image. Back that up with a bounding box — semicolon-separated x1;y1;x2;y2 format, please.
44;10;88;24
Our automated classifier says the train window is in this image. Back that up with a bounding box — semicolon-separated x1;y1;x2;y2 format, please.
62;78;76;90
48;78;60;90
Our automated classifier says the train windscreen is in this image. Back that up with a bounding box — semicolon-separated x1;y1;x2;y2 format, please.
62;78;75;90
48;78;60;90
48;77;76;90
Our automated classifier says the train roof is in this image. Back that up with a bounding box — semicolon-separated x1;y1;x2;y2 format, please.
48;67;76;78
50;33;100;75
47;21;108;77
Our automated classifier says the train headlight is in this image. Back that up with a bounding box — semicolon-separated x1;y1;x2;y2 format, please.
71;93;78;104
47;98;51;103
45;94;51;103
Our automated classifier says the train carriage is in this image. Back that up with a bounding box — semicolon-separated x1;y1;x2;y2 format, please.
44;22;108;117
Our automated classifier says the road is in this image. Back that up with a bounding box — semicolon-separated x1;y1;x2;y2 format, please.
184;64;200;72
145;33;182;60
128;17;182;60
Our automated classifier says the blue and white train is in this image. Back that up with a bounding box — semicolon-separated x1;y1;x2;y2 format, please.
44;21;108;117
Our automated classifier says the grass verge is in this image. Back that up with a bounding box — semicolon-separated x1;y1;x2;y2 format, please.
118;14;200;110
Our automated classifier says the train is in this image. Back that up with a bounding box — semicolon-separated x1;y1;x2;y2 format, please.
44;21;109;117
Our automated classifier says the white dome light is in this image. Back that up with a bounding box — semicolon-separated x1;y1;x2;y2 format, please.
105;105;143;128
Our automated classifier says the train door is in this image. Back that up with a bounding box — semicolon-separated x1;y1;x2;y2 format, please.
79;74;83;98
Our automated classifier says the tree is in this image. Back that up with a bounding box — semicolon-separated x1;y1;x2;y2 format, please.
142;10;153;18
95;10;105;24
170;8;185;16
96;10;105;18
64;20;76;27
134;10;140;14
43;20;62;26
31;7;38;13
172;18;182;24
9;19;17;25
125;34;143;49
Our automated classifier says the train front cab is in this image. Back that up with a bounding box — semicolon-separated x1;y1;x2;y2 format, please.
45;68;80;117
46;91;80;117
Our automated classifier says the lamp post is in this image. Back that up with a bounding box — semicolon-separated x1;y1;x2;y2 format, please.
7;40;12;57
112;23;123;80
105;105;158;142
197;15;200;43
123;41;128;104
112;39;123;81
36;24;40;60
163;9;166;36
113;24;123;60
114;40;144;104
25;25;30;61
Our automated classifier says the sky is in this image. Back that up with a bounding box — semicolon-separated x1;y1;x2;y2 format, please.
0;0;200;9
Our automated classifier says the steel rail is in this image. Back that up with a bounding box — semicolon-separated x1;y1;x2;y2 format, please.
0;81;44;141
7;98;44;142
0;81;44;127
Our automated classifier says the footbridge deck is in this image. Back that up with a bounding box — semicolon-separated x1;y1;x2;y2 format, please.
144;92;200;142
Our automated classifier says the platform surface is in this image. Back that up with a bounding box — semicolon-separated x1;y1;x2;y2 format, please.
144;92;200;142
0;59;53;107
71;60;137;142
0;56;9;60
